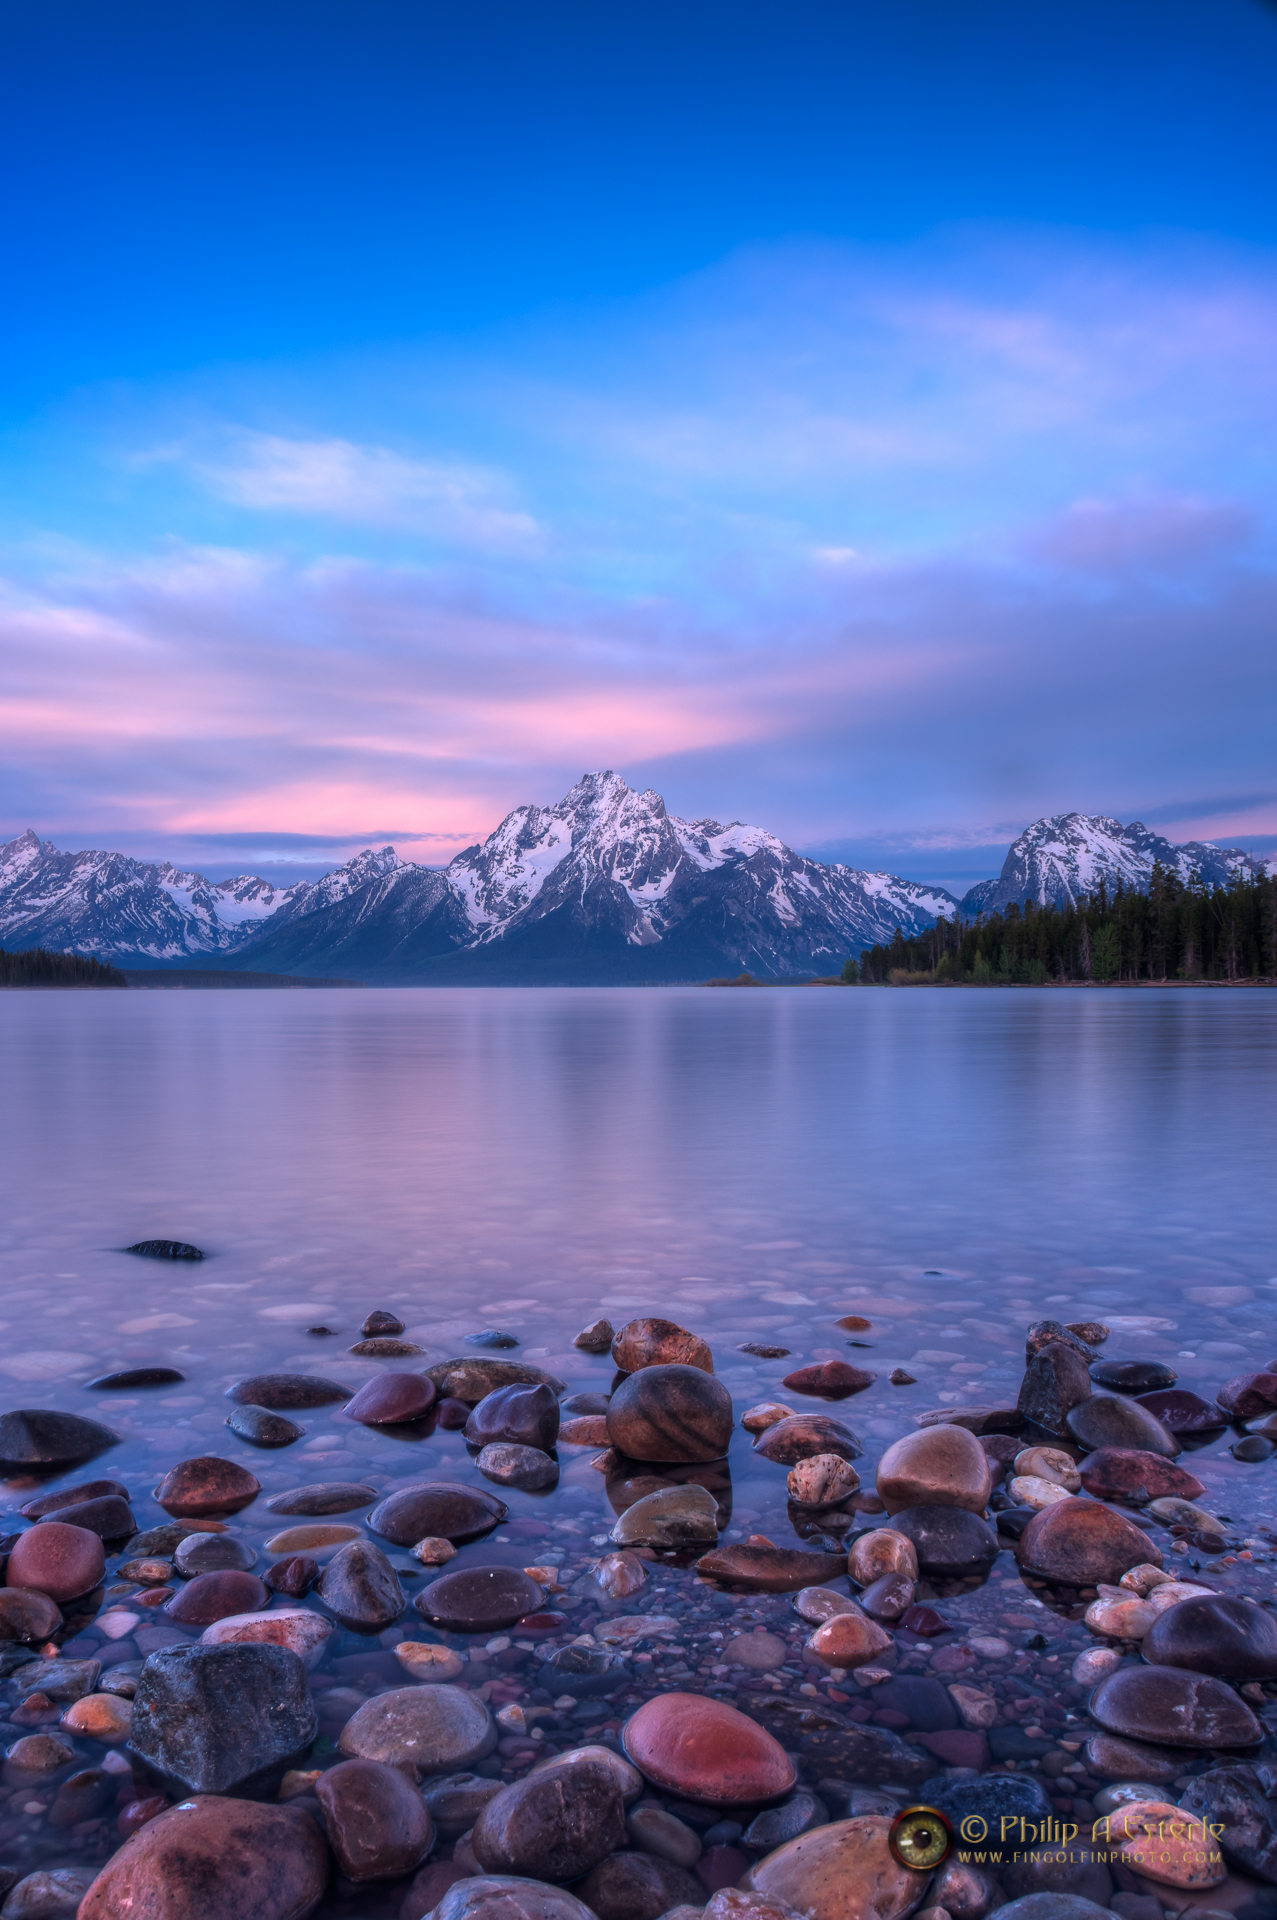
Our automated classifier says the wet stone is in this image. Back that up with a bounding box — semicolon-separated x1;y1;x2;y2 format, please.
477;1440;560;1490
594;1549;647;1595
225;1372;352;1408
1179;1763;1277;1882
174;1532;256;1575
611;1483;719;1546
623;1693;796;1805
264;1554;319;1596
14;1657;101;1700
753;1413;863;1465
877;1425;993;1515
317;1755;435;1881
425;1357;567;1402
166;1569;270;1625
362;1309;406;1336
787;1454;861;1507
467;1329;520;1347
1083;1731;1185;1783
265;1522;360;1552
1136;1389;1226;1432
6;1520;105;1601
263;1480;378;1515
318;1538;406;1629
577;1852;707;1920
201;1606;332;1668
859;1570;914;1620
574;1319;615;1353
0;1588;62;1643
345;1371;437;1425
0;1408;119;1466
741;1790;828;1854
78;1794;329;1920
224;1403;305;1446
1018;1341;1093;1435
848;1528;918;1584
807;1607;893;1666
782;1361;876;1398
349;1336;425;1355
1233;1436;1275;1462
917;1405;1024;1435
741;1342;792;1359
1088;1663;1263;1749
612;1316;714;1374
36;1492;136;1538
396;1642;467;1682
538;1643;632;1696
20;1476;128;1518
695;1541;844;1591
130;1641;318;1797
1027;1319;1094;1361
473;1757;627;1881
1216;1372;1277;1419
606;1363;734;1463
888;1504;1000;1577
436;1397;471;1428
1017;1497;1161;1586
367;1480;507;1546
467;1382;561;1451
1141;1591;1277;1678
627;1803;703;1867
742;1815;930;1920
1;1870;95;1917
1090;1359;1177;1392
424;1771;505;1835
154;1456;261;1516
338;1683;497;1776
417;1565;544;1631
560;1415;611;1445
1066;1395;1180;1456
87;1366;185;1389
1078;1448;1205;1502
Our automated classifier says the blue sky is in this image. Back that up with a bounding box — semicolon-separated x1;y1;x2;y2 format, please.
2;0;1276;887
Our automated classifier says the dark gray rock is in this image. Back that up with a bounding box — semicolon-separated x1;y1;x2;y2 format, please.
36;1493;135;1539
1136;1389;1225;1432
264;1481;378;1515
537;1644;632;1697
1179;1762;1277;1883
417;1565;544;1632
129;1641;317;1797
362;1309;405;1336
174;1532;257;1575
478;1443;559;1491
466;1383;560;1451
1018;1342;1092;1435
317;1539;406;1629
367;1480;507;1547
225;1373;351;1409
467;1330;520;1348
741;1789;828;1853
1141;1592;1277;1679
87;1367;185;1389
338;1684;497;1776
888;1504;1001;1577
124;1239;204;1259
1066;1394;1180;1457
924;1772;1056;1863
1090;1360;1177;1392
1088;1662;1262;1749
225;1403;305;1447
746;1700;933;1789
424;1772;506;1838
0;1409;119;1466
472;1758;627;1881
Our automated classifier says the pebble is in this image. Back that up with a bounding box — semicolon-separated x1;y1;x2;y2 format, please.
807;1606;893;1666
1;1870;95;1918
412;1535;459;1565
794;1587;857;1626
848;1528;918;1584
613;1317;714;1374
1233;1435;1275;1461
559;1416;611;1444
1141;1591;1277;1677
611;1483;719;1546
11;1526;106;1614
695;1540;847;1591
1083;1593;1158;1638
225;1373;352;1409
876;1426;993;1515
478;1442;560;1491
1088;1663;1263;1750
174;1532;257;1574
130;1641;317;1796
363;1309;406;1335
224;1403;305;1446
740;1790;827;1855
417;1565;545;1631
317;1756;435;1881
742;1402;794;1433
859;1571;915;1620
1148;1495;1224;1532
623;1693;796;1804
263;1522;360;1552
742;1815;931;1920
576;1851;707;1920
165;1569;270;1625
725;1630;788;1670
888;1505;1000;1577
338;1684;497;1775
628;1803;704;1867
367;1480;508;1545
606;1364;734;1463
473;1757;627;1880
1083;1732;1184;1784
0;1589;62;1643
5;1731;77;1774
573;1319;615;1352
1013;1446;1081;1490
20;1477;129;1517
1017;1497;1161;1586
59;1691;133;1741
349;1336;426;1355
1078;1447;1205;1502
593;1550;647;1596
1215;1372;1277;1419
345;1371;437;1425
317;1539;406;1629
264;1554;319;1596
263;1480;379;1515
1008;1474;1074;1510
153;1456;261;1516
782;1362;877;1398
1103;1798;1228;1889
1066;1395;1180;1456
201;1605;333;1667
36;1491;136;1539
78;1794;329;1920
395;1642;466;1682
787;1454;861;1507
0;1409;119;1466
752;1413;862;1465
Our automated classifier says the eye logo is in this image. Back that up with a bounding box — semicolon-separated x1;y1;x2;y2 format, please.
888;1806;954;1870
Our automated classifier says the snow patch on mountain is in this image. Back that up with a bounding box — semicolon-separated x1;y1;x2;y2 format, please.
959;813;1263;916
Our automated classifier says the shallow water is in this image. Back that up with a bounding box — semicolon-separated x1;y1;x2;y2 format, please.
2;986;1277;1909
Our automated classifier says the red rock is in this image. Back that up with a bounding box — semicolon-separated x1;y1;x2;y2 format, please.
5;1520;105;1602
1017;1498;1162;1586
1078;1449;1206;1502
612;1318;714;1374
165;1570;270;1625
560;1416;611;1445
80;1793;328;1920
1215;1372;1277;1419
154;1457;261;1517
623;1693;796;1805
782;1363;877;1399
345;1373;436;1426
900;1605;950;1637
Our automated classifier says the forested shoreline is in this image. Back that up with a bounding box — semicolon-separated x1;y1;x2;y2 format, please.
849;867;1276;985
0;946;128;987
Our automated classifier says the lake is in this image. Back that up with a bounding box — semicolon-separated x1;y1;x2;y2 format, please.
3;986;1277;1911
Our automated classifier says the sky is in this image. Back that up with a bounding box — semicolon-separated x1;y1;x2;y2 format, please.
1;1;1276;890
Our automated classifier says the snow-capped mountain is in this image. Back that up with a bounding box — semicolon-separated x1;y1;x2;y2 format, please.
0;829;404;963
959;814;1260;917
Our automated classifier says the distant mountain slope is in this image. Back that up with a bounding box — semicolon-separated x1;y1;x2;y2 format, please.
959;814;1258;917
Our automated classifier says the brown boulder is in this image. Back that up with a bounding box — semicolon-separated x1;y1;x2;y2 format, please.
77;1793;328;1920
876;1426;992;1516
848;1529;918;1584
606;1364;733;1464
753;1414;862;1466
742;1816;930;1920
345;1373;436;1425
782;1362;876;1399
622;1693;796;1804
695;1542;844;1592
316;1757;433;1881
4;1520;104;1602
154;1457;261;1516
1078;1449;1205;1502
1018;1499;1161;1586
472;1758;627;1881
612;1318;714;1374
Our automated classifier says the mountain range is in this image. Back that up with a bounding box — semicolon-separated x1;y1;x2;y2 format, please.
0;776;1263;984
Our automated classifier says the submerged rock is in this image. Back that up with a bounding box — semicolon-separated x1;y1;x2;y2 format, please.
623;1693;796;1805
574;1319;615;1353
417;1565;544;1631
154;1456;261;1516
0;1408;119;1466
362;1309;405;1336
344;1372;436;1425
466;1383;561;1451
478;1442;559;1490
224;1404;304;1447
695;1541;844;1591
888;1505;1000;1577
317;1540;406;1630
225;1373;352;1409
79;1798;326;1918
87;1366;185;1389
742;1816;930;1920
612;1483;719;1546
6;1521;105;1601
1077;1448;1204;1502
1090;1359;1177;1392
782;1362;877;1399
1088;1662;1262;1749
317;1756;434;1882
425;1357;567;1402
1135;1387;1225;1432
367;1480;507;1546
263;1481;378;1516
1018;1342;1092;1435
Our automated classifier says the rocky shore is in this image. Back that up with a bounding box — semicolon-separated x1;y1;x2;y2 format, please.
4;1300;1277;1920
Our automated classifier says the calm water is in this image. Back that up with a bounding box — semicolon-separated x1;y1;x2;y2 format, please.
2;986;1277;1907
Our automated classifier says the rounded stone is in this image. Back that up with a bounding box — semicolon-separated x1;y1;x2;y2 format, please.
416;1565;544;1632
888;1505;1000;1577
77;1794;329;1920
478;1443;559;1491
627;1803;703;1867
317;1756;434;1882
782;1362;877;1399
877;1426;993;1515
60;1692;133;1741
694;1542;844;1591
338;1684;498;1776
87;1366;185;1389
225;1373;352;1409
606;1364;733;1464
1008;1475;1073;1511
35;1493;136;1539
264;1555;319;1597
1090;1360;1177;1393
1088;1663;1262;1749
1135;1389;1225;1433
743;1816;930;1920
612;1483;719;1547
174;1532;257;1575
0;1587;62;1643
575;1852;707;1920
559;1415;611;1445
848;1528;918;1584
622;1693;796;1805
725;1631;788;1670
20;1477;129;1518
317;1539;406;1630
806;1606;893;1666
1018;1500;1161;1586
395;1642;467;1682
165;1569;270;1625
1216;1371;1277;1419
536;1744;644;1805
367;1481;507;1546
224;1403;304;1447
154;1456;261;1516
859;1571;915;1620
1083;1733;1184;1784
425;1357;567;1403
435;1877;613;1920
1066;1396;1180;1457
5;1732;77;1775
263;1481;379;1515
345;1372;437;1425
1077;1449;1204;1502
612;1318;714;1374
787;1454;861;1507
1141;1592;1277;1679
1103;1798;1228;1889
753;1414;862;1466
466;1383;561;1451
472;1757;627;1881
0;1409;119;1467
5;1521;104;1602
264;1523;361;1553
201;1607;333;1669
350;1337;425;1355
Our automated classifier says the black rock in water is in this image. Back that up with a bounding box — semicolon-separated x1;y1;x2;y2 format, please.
537;1644;632;1696
466;1330;520;1349
264;1482;379;1516
124;1239;204;1260
318;1540;406;1630
225;1404;305;1447
889;1504;1001;1577
1066;1393;1180;1457
465;1383;560;1452
1090;1359;1177;1392
129;1642;317;1797
1179;1764;1277;1882
37;1494;136;1540
86;1367;185;1390
361;1309;405;1337
225;1373;352;1409
0;1409;120;1466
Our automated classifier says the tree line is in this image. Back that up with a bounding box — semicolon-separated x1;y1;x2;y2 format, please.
847;867;1276;985
0;946;128;987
